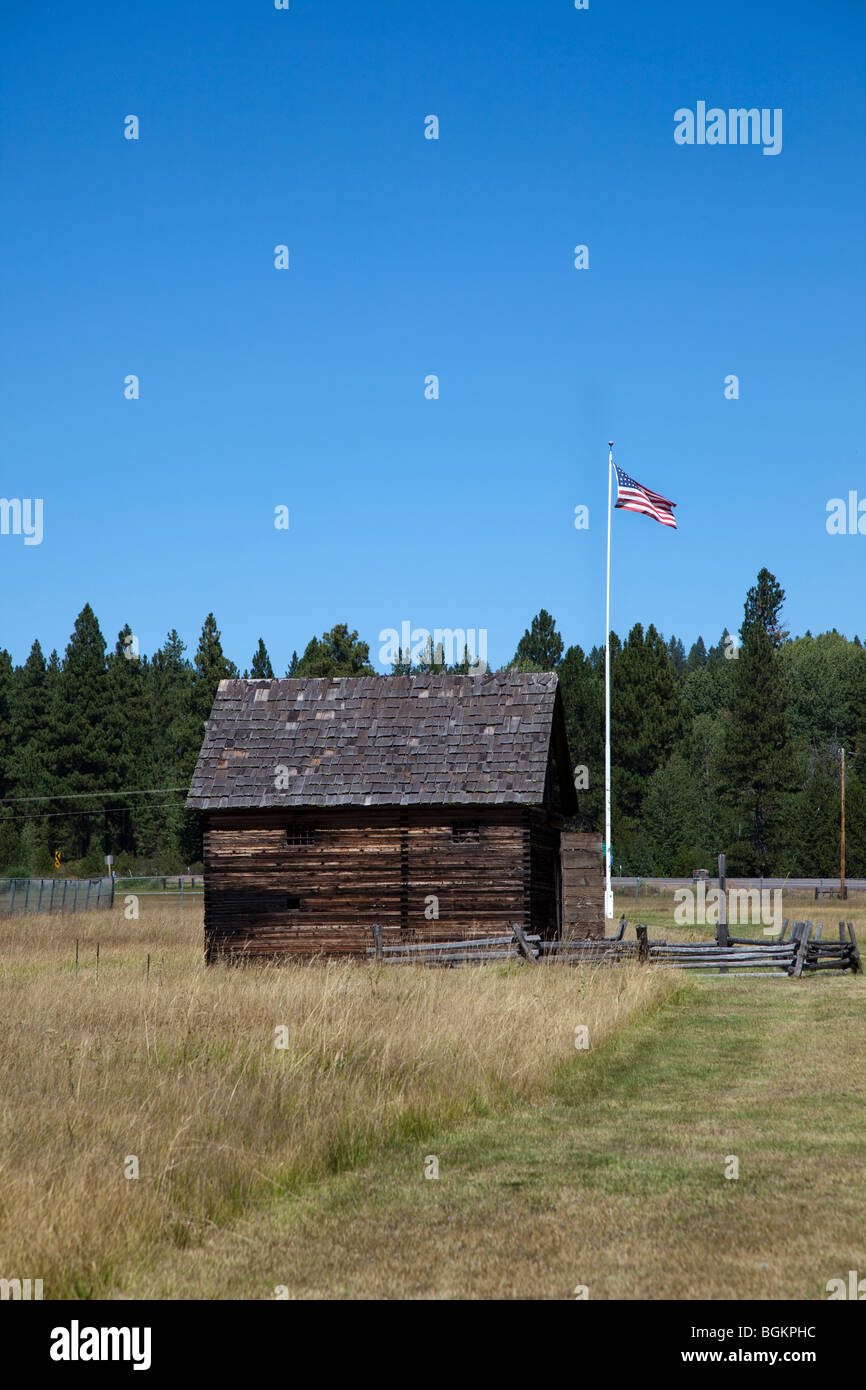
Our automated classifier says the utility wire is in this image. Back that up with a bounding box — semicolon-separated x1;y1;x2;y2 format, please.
0;807;136;822
0;787;189;805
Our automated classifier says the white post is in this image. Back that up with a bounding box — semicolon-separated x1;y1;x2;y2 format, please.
604;442;614;919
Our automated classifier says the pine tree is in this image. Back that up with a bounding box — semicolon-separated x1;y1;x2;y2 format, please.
5;641;52;865
250;638;274;678
149;630;197;868
683;710;730;865
642;755;703;874
191;614;238;724
610;623;682;825
788;745;842;876
105;626;156;856
186;615;239;867
844;768;866;876
47;605;110;859
510;610;563;670
0;649;13;799
558;643;603;830
9;640;48;754
686;637;708;670
667;635;687;675
295;625;374;677
781;631;861;749
722;569;795;874
850;642;866;764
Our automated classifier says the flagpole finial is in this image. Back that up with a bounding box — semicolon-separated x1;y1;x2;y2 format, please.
608;440;614;448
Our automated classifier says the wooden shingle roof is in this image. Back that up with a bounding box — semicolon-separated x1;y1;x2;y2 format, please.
186;672;575;811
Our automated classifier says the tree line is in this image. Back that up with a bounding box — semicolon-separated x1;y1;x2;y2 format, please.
1;567;863;877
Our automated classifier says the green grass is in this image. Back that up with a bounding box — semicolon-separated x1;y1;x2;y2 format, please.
119;972;866;1300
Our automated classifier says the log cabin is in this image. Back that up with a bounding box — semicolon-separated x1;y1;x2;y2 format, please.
186;671;601;961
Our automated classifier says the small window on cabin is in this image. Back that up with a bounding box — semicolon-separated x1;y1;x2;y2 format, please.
285;895;302;910
285;825;316;846
451;821;480;842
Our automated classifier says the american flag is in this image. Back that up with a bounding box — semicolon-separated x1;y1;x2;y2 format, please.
614;464;677;529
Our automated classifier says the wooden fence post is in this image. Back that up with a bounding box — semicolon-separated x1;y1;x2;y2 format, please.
847;922;862;973
716;854;728;948
512;923;538;963
791;922;812;978
371;923;383;961
636;924;649;963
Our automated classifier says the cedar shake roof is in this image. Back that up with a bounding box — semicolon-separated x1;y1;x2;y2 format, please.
186;672;576;811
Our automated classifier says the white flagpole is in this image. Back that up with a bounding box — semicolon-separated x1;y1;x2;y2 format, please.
604;442;614;919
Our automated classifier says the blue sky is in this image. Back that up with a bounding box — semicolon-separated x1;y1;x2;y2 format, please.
2;0;864;672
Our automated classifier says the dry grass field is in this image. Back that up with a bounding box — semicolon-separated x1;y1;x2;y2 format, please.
0;901;673;1299
126;969;865;1301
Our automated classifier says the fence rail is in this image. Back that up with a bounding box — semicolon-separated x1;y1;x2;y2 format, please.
366;925;541;966
364;922;862;978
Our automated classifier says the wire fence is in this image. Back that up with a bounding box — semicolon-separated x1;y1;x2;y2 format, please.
614;876;866;904
0;875;204;917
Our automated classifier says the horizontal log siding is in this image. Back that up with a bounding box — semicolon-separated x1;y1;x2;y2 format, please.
528;810;561;940
203;808;529;960
560;831;604;939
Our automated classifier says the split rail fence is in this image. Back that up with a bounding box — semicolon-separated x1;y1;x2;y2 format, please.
367;920;861;978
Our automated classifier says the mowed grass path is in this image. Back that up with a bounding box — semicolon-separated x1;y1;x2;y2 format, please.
122;974;866;1301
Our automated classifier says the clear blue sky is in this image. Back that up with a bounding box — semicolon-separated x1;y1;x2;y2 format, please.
2;0;864;672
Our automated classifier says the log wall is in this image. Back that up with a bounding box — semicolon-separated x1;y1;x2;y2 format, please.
528;809;561;938
560;831;604;939
203;808;557;960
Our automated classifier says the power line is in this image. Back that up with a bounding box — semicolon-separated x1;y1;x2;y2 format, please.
0;786;189;806
0;806;136;822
